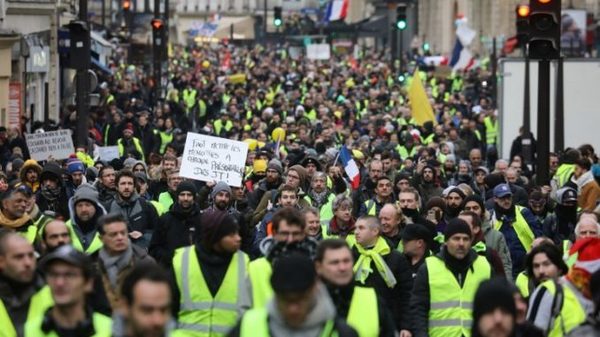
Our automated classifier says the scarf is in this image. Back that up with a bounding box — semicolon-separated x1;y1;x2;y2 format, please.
99;245;133;288
309;190;328;208
0;211;31;229
354;237;397;288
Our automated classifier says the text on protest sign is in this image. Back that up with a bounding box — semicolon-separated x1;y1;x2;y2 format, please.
26;129;75;161
98;146;120;161
180;133;249;187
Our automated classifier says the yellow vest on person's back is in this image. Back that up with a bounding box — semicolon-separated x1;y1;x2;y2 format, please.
0;286;53;337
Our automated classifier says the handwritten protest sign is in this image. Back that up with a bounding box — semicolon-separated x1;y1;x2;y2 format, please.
180;133;249;187
98;146;120;161
26;129;74;161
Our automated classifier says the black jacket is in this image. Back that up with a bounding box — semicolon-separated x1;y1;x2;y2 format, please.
410;248;494;337
106;194;159;248
325;282;396;337
351;242;413;331
150;203;203;266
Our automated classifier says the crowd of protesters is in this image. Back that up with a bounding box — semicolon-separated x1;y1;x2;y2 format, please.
0;42;599;337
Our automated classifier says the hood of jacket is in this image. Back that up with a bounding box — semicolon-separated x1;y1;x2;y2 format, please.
18;159;42;183
266;283;336;337
68;191;108;227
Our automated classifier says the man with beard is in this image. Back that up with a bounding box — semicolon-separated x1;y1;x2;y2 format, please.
114;264;174;337
248;159;283;209
95;165;117;207
352;160;384;218
444;187;466;221
39;219;71;254
36;163;69;219
0;232;53;337
106;170;159;249
410;218;493;337
379;203;405;249
315;239;396;337
0;186;37;243
516;242;568;298
304;172;336;224
66;183;107;254
150;181;203;265
359;176;395;217
415;163;443;205
459;211;506;276
489;184;542;278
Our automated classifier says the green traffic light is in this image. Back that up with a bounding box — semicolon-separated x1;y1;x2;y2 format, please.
397;20;407;30
274;18;282;27
398;74;406;82
423;43;430;51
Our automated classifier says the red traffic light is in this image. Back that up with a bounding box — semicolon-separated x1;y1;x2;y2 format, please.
151;18;164;30
122;0;131;11
516;5;530;17
537;0;552;3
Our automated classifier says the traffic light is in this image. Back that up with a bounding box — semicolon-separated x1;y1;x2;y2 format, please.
396;6;407;30
423;42;430;52
528;0;561;59
122;0;131;12
68;20;90;70
516;5;530;46
151;18;164;32
273;6;282;27
397;73;406;83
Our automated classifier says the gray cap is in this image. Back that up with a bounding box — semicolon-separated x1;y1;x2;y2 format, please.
211;181;232;199
41;245;93;277
73;183;99;205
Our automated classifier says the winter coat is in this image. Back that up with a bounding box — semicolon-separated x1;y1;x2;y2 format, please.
106;193;159;248
575;171;600;211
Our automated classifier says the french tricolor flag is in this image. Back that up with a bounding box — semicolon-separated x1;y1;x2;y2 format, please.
449;18;476;71
339;145;360;190
326;0;349;22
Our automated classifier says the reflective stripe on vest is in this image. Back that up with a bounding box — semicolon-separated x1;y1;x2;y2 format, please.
117;137;145;162
240;308;338;337
173;246;248;337
493;206;535;252
248;258;272;309
426;255;491;337
347;286;379;337
24;311;112;337
1;286;54;337
484;117;498;145
541;279;587;337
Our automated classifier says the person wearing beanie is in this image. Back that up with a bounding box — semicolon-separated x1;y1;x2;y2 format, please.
117;122;145;162
36;163;70;219
444;187;466;220
64;183;107;254
410;217;493;337
18;159;42;193
149;180;202;266
527;238;600;337
471;278;517;337
464;194;513;277
65;158;86;198
170;209;251;337
246;158;284;211
489;183;542;279
459;211;507;277
230;254;359;337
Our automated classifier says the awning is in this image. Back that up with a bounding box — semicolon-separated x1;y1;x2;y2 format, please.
213;16;255;40
91;57;112;75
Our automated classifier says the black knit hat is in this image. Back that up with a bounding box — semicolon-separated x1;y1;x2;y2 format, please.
176;181;197;196
463;194;485;212
444;218;472;241
472;278;516;324
271;254;316;293
200;209;239;249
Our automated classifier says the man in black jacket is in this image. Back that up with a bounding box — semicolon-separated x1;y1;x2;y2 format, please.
316;238;396;337
150;181;203;265
351;215;413;335
36;163;69;219
410;218;493;337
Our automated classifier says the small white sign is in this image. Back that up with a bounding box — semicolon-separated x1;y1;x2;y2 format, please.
98;146;120;161
306;44;331;60
180;133;249;187
26;129;75;161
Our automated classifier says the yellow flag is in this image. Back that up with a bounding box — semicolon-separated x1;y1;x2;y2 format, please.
408;70;436;126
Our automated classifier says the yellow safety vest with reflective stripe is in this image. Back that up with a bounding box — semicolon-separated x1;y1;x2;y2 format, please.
117;137;145;162
347;286;379;337
183;89;198;111
213;120;233;135
151;200;166;216
173;246;249;337
540;279;587;337
493;206;535;253
65;219;103;254
421;134;435;145
363;199;377;216
159;191;174;211
396;144;417;160
515;272;530;298
240;307;339;337
24;311;112;337
248;257;272;309
159;131;174;154
553;164;575;189
304;194;335;223
18;225;38;244
484;116;498;145
426;255;491;337
0;286;53;337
